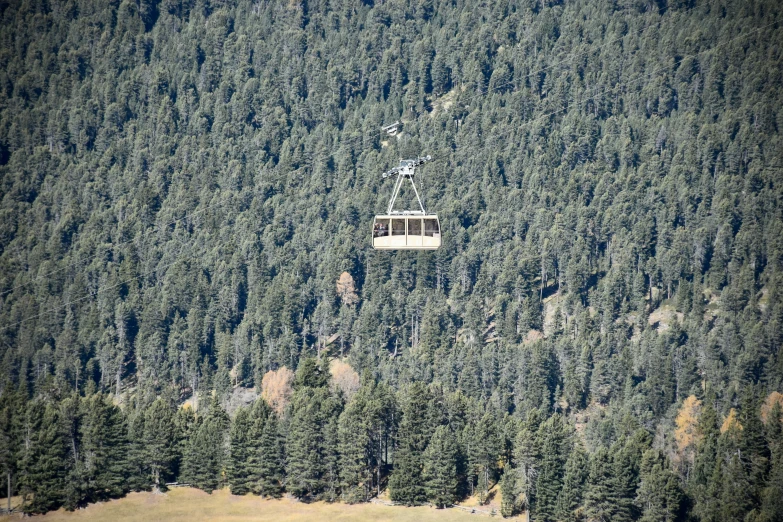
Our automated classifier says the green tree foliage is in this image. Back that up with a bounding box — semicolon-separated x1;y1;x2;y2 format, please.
181;398;229;493
286;359;343;501
17;401;66;514
129;399;180;491
423;425;459;508
636;449;683;522
532;414;570;521
389;382;432;505
499;465;518;518
256;411;285;498
0;0;781;517
337;373;395;503
555;442;589;522
73;394;130;505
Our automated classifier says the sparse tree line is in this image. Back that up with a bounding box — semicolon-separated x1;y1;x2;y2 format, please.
1;0;783;520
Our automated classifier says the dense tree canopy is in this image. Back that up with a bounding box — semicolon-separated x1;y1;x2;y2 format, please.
0;0;782;518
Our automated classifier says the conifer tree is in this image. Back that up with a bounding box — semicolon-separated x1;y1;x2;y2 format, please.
635;449;682;522
422;425;459;508
513;411;541;513
584;448;614;522
0;390;20;506
256;411;284;498
139;399;179;490
286;388;325;500
500;466;518;518
389;382;432;505
338;397;371;502
79;394;129;503
227;407;254;495
690;393;720;518
18;401;67;514
470;411;500;504
181;398;229;493
759;402;783;519
554;441;588;521
533;415;569;521
286;361;343;501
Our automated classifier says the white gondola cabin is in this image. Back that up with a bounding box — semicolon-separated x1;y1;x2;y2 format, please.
372;156;441;250
372;214;441;250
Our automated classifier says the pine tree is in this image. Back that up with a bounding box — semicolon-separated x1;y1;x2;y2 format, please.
533;415;569;521
690;393;720;518
141;399;179;490
584;447;615;522
256;411;284;498
513;411;541;513
738;388;771;506
389;382;432;505
635;449;682;522
18;401;67;514
181;398;229;493
286;388;325;500
322;397;342;502
759;401;783;520
339;396;371;503
286;372;343;502
60;394;85;510
79;394;129;503
227;406;254;495
0;390;21;506
555;441;588;521
500;466;518;517
422;425;459;508
470;411;500;504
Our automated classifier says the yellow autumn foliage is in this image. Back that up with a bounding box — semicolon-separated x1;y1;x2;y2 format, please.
260;367;295;415
761;391;783;424
720;408;743;433
674;395;702;457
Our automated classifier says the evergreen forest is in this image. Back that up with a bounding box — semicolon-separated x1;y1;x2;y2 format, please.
1;0;783;519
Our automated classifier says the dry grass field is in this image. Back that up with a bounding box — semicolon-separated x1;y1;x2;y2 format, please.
1;487;522;521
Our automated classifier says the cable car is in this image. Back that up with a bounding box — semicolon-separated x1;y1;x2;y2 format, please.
372;156;441;250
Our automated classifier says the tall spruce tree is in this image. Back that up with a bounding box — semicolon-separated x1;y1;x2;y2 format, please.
286;359;343;501
555;442;589;521
635;449;683;522
181;398;229;493
338;396;372;503
227;406;255;495
389;382;432;505
533;414;570;521
256;411;284;498
759;401;783;519
500;466;518;518
139;399;179;490
422;425;459;508
79;394;129;503
584;447;615;522
18;401;67;514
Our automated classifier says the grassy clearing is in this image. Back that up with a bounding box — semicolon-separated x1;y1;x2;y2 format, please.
1;487;519;521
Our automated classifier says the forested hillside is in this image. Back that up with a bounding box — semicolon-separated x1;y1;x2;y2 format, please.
1;0;782;519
